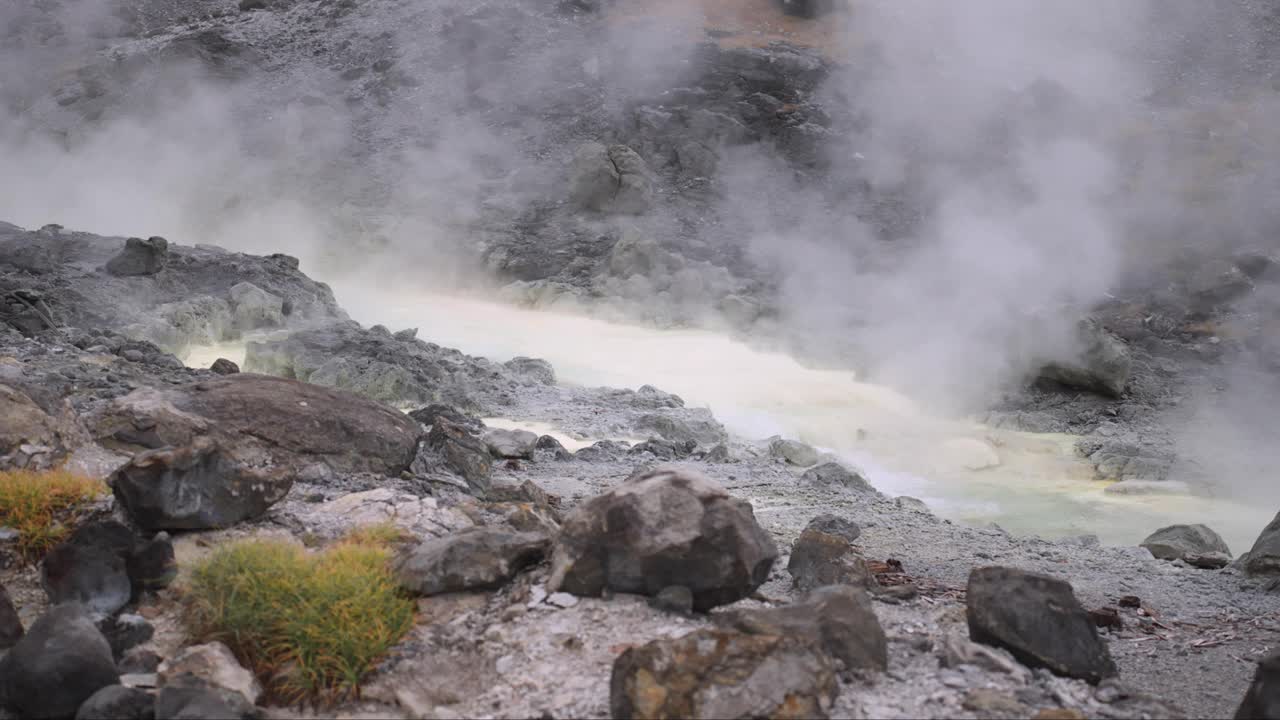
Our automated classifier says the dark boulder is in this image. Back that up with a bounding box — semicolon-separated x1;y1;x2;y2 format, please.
801;462;875;493
0;604;120;719
41;542;132;616
1243;511;1280;577
610;629;838;719
718;585;888;672
209;358;240;375
0;584;22;650
803;514;861;543
426;419;492;495
105;237;168;277
482;428;538;460
154;683;259;720
1236;649;1280;720
394;526;549;596
128;532;178;594
548;468;778;611
409;404;485;433
787;522;875;592
111;439;293;531
967;567;1117;683
1037;317;1131;398
75;685;154;720
97;614;154;660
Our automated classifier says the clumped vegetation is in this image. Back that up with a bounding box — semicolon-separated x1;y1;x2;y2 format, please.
183;526;416;704
0;469;107;561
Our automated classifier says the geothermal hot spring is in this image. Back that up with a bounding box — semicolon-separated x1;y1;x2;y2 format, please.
188;287;1269;553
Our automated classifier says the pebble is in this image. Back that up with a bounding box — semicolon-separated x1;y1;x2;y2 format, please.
546;592;579;609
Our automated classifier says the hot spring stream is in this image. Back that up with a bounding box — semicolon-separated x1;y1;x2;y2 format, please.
189;289;1269;552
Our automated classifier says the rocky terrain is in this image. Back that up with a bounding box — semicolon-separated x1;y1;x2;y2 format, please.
3;0;1280;719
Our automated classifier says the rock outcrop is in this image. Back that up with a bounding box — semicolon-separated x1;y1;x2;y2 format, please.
967;567;1117;683
548;468;778;611
105;236;169;277
610;629;838;719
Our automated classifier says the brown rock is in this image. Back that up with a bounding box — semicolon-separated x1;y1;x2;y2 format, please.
787;525;875;592
610;629;838;719
717;585;887;672
0;383;77;470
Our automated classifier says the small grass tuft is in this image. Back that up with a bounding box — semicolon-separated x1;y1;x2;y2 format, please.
0;469;107;561
184;529;416;705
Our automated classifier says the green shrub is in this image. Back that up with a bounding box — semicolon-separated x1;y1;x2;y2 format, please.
184;530;416;704
0;469;106;561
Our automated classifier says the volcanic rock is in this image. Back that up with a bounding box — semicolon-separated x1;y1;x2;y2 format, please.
394;526;549;596
718;585;888;672
75;685;155;720
210;358;240;375
158;641;262;706
1141;524;1231;562
0;604;120;719
966;566;1117;683
482;428;538;459
547;468;778;611
105;236;168;277
0;584;22;650
1243;511;1280;576
41;541;132;615
769;437;820;467
800;462;874;493
427;419;493;495
1037;317;1132;398
1236;649;1280;720
610;629;838;719
788;521;875;592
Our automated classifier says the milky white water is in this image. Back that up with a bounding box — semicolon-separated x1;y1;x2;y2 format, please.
184;288;1270;551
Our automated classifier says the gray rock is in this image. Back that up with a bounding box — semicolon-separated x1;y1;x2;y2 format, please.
1037;317;1132;398
128;532;178;594
209;358;240;375
718;585;888;672
635;413;726;446
1186;551;1232;570
427;419;493;495
1141;524;1231;562
409;405;484;433
610;629;837;719
75;685;154;720
482;428;539;460
503;357;555;385
111;438;293;531
548;468;778;611
0;584;21;650
41;541;132;616
800;462;874;493
98;614;155;661
0;604;120;719
154;683;259;720
608;145;654;215
1236;649;1280;720
1244;511;1280;576
967;566;1117;683
394;526;549;596
567;142;653;215
769;437;820;467
803;514;861;543
158;641;261;705
228;282;284;330
105;237;168;277
787;522;875;592
648;585;694;616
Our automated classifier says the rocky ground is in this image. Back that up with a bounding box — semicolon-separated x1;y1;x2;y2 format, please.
0;225;1279;720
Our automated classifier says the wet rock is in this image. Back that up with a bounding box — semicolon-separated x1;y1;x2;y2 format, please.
967;566;1117;683
482;428;538;459
209;358;240;375
158;641;262;705
427;419;492;495
768;437;820;467
1141;524;1231;562
1243;511;1280;576
92;374;421;478
154;683;259;719
719;585;887;672
1236;649;1280;720
42;541;133;615
800;462;874;493
105;237;168;277
548;468;778;611
75;685;154;720
111;439;293;530
228;282;283;330
787;522;875;592
0;604;120;719
504;357;555;385
0;584;22;650
1037;317;1131;398
394;526;549;596
610;628;838;719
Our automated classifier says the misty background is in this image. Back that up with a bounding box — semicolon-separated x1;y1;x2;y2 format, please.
2;0;1279;506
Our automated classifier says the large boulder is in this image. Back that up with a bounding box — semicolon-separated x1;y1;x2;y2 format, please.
1037;317;1132;398
41;542;132;616
1236;649;1280;720
717;585;887;672
547;468;778;611
75;686;154;720
0;584;22;650
111;439;294;530
0;604;120;719
1140;524;1231;562
393;527;549;596
105;236;168;277
610;629;838;719
966;567;1116;683
1243;511;1280;576
91;374;421;479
